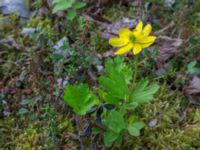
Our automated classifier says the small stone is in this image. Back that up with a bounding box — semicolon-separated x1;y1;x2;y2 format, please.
0;0;30;18
56;78;68;87
164;0;175;8
53;36;69;51
148;119;157;127
96;65;104;74
21;28;35;36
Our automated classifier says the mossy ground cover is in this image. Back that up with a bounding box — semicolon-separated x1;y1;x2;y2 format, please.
1;0;200;149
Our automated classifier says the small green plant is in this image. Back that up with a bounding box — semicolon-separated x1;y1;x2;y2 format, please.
52;0;86;20
64;57;159;147
187;61;200;74
18;99;37;121
63;21;159;147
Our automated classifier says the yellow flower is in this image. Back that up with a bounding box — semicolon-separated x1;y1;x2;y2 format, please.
109;21;156;55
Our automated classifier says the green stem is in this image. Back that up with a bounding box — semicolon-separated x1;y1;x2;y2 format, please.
132;54;139;90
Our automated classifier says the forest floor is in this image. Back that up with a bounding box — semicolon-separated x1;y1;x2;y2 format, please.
1;0;200;149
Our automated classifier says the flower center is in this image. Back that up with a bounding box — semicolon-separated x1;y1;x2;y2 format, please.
129;35;136;43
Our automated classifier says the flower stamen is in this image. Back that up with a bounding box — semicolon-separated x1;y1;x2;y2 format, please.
129;35;136;43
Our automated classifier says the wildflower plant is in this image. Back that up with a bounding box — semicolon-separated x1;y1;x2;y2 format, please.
52;0;86;20
63;21;159;147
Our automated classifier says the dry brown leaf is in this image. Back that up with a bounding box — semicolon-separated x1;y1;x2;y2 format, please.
85;14;138;39
102;49;115;58
101;18;138;39
157;36;183;63
97;0;139;7
185;76;200;95
97;0;110;7
184;76;200;104
0;37;25;51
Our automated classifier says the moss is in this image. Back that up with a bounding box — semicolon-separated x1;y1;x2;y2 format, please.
58;118;74;133
118;85;200;150
103;4;137;21
0;117;17;148
89;32;110;52
0;13;20;34
0;105;78;149
15;126;48;150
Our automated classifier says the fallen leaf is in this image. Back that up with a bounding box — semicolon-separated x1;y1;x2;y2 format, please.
98;0;110;7
155;64;170;76
0;37;25;52
101;17;138;39
184;76;200;104
156;36;183;63
97;0;137;7
185;76;200;94
85;14;138;40
102;49;115;58
20;28;36;36
164;0;176;8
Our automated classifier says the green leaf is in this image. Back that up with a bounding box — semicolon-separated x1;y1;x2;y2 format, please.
187;61;200;74
51;53;64;61
28;113;36;121
124;102;138;110
189;37;199;46
20;99;33;105
105;57;132;84
152;47;158;58
99;76;129;100
127;122;145;136
92;127;101;135
104;93;118;106
131;79;159;104
103;110;126;147
52;0;64;4
52;0;75;13
103;130;119;147
99;57;132;100
18;108;29;115
53;1;68;13
115;135;122;146
74;2;86;9
98;90;118;105
63;84;97;115
104;110;126;133
67;8;77;20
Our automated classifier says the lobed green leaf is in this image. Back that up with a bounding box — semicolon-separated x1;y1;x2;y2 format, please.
52;0;75;13
127;122;145;136
67;8;77;20
131;79;159;104
99;57;132;100
74;2;86;9
63;84;97;115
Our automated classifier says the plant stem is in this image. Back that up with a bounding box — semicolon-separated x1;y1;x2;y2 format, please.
132;54;139;89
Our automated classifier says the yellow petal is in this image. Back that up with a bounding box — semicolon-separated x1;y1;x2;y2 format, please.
139;36;156;44
140;41;154;48
135;21;143;33
133;32;145;41
143;24;152;36
109;38;129;47
119;28;132;39
115;43;133;55
133;44;142;55
139;36;156;48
